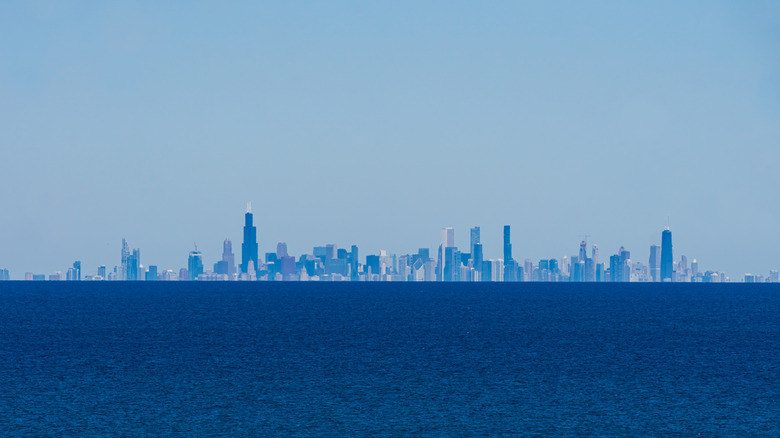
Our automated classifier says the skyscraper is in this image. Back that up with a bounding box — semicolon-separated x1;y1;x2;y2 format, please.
350;245;359;280
72;261;81;281
188;249;204;280
661;228;673;282
470;227;480;258
127;249;140;280
440;227;455;281
473;243;483;280
442;227;455;248
241;204;258;275
222;239;236;276
146;265;158;281
503;226;512;263
120;238;129;280
649;244;661;282
579;241;587;265
276;242;288;258
619;247;630;282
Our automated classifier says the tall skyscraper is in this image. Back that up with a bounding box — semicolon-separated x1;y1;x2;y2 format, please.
470;227;480;257
442;227;455;248
440;227;455;281
188;249;204;280
503;225;512;263
223;239;236;276
473;243;483;280
649;245;661;282
127;249;140;280
72;261;81;281
661;228;673;282
276;242;288;258
241;204;258;275
350;245;359;280
120;238;129;280
579;241;587;265
619;247;630;282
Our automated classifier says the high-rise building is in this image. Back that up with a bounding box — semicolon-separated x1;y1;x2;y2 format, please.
146;265;158;281
470;227;480;259
188;249;204;280
325;244;336;260
222;239;236;276
473;243;484;280
503;225;512;263
661;228;673;282
350;245;359;280
241;204;258;275
442;227;455;248
0;268;10;281
72;261;81;281
276;242;288;258
440;227;455;281
443;246;458;281
609;254;620;282
649;245;661;282
127;249;140;280
97;266;106;279
619;247;631;282
120;238;129;280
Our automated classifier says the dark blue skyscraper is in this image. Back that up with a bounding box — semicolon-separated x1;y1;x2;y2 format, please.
241;204;258;275
503;225;518;281
350;245;359;280
661;228;673;282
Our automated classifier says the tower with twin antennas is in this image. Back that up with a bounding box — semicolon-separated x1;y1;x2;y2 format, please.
240;202;259;276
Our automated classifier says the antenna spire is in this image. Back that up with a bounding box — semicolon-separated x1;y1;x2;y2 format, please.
247;202;252;213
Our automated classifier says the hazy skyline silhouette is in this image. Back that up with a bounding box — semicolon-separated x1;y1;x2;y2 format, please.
1;2;778;277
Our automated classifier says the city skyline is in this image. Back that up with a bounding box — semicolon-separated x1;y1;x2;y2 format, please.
2;206;777;283
1;3;778;278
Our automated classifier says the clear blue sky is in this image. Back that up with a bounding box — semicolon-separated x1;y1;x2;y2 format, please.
1;1;778;278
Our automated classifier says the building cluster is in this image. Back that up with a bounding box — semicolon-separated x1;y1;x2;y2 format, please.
3;207;779;283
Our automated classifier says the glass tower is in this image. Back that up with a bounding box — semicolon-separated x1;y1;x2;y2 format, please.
661;229;673;282
241;205;258;275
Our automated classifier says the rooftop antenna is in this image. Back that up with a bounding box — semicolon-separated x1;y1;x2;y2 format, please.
247;202;252;213
194;242;198;252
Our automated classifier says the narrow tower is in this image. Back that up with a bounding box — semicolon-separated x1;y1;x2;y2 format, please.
503;225;512;263
241;203;259;275
660;228;673;282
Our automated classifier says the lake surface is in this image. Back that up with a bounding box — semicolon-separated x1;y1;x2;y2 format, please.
1;282;778;436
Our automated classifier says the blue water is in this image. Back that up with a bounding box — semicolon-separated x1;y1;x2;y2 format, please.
0;282;778;436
